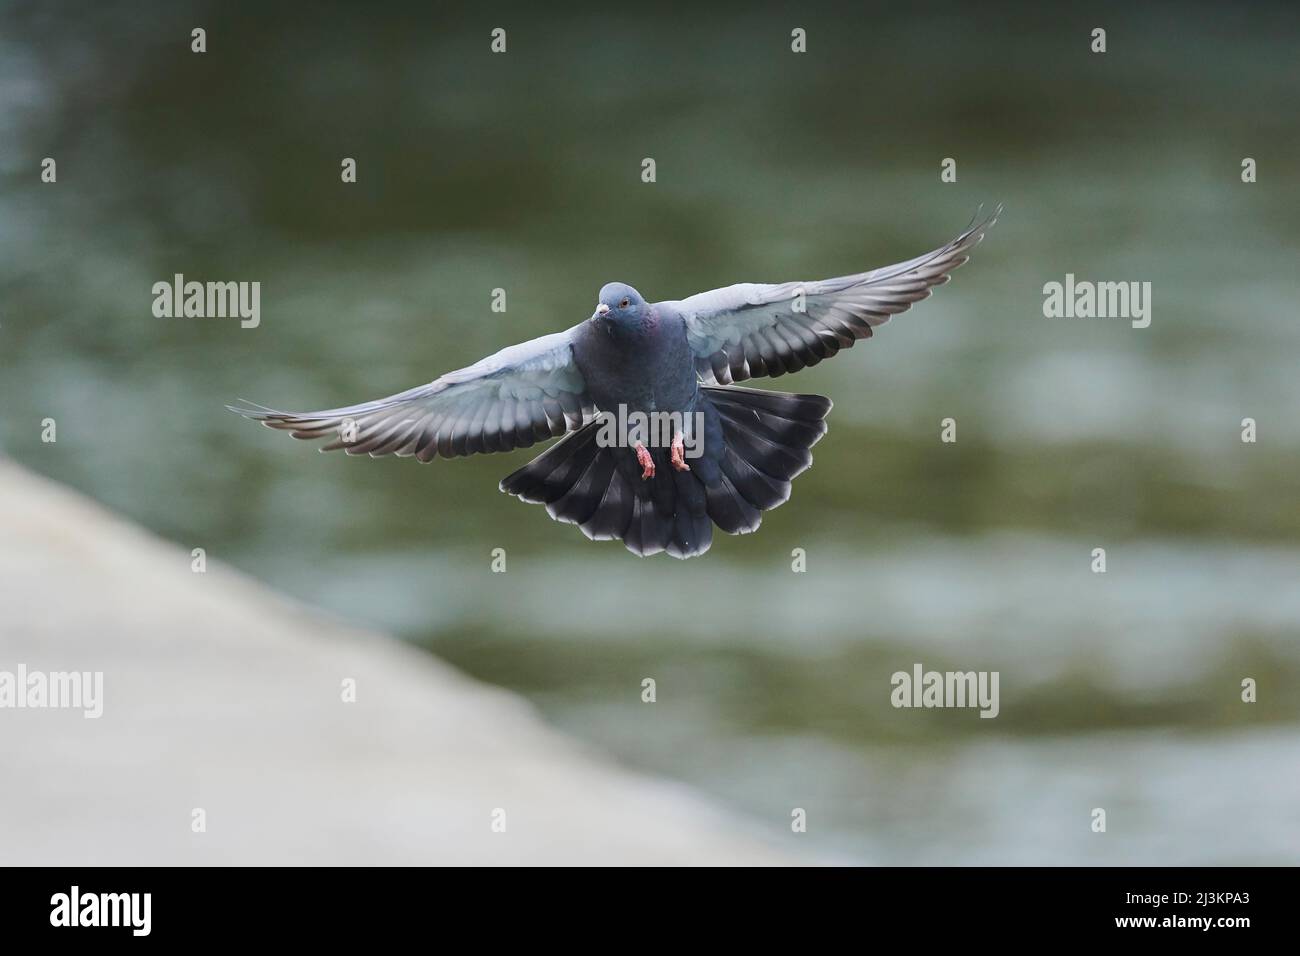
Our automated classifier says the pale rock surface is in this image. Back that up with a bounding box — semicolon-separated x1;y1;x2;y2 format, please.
0;460;791;865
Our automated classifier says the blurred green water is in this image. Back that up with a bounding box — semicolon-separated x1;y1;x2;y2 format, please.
2;0;1299;862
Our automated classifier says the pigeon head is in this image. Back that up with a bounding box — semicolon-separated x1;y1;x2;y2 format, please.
591;283;646;327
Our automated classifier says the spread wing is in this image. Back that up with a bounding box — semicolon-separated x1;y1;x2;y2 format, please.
676;206;999;385
229;326;594;460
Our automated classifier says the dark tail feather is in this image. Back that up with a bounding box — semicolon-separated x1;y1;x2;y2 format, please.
614;446;710;559
498;422;598;511
702;385;831;534
499;387;830;559
500;423;693;557
499;421;631;540
667;464;712;559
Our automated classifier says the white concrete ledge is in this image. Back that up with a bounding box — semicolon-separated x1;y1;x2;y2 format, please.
0;460;789;865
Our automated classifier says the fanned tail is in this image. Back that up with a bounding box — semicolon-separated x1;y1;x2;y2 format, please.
499;386;831;559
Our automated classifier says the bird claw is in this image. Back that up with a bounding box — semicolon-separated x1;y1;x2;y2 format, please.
670;432;691;472
635;442;656;479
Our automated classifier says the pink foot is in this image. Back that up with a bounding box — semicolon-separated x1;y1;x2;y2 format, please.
635;442;656;480
670;432;691;472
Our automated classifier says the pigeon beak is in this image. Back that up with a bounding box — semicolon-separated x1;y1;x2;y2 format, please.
592;303;610;320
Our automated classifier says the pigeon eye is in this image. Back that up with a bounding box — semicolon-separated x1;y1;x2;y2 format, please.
619;298;630;308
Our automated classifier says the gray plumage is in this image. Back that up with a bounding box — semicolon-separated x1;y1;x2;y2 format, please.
230;206;999;558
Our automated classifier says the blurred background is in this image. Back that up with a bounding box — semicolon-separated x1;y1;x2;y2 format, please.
2;0;1298;864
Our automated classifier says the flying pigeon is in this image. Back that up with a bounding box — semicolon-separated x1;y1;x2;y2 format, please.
231;207;999;559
